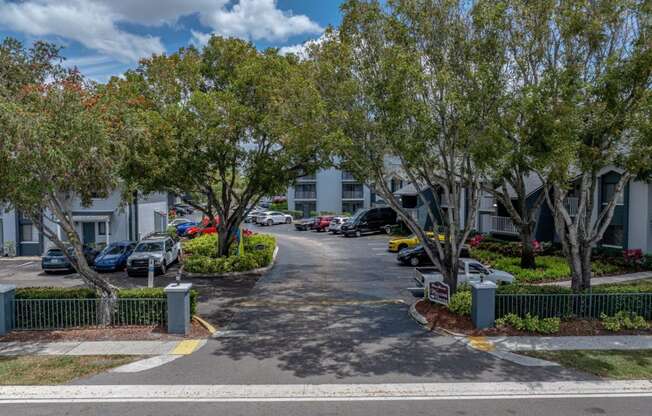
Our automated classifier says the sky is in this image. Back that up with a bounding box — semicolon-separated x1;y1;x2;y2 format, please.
0;0;345;82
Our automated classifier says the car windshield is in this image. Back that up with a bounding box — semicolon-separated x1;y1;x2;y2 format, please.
134;242;164;253
349;209;367;222
47;249;63;256
103;245;125;255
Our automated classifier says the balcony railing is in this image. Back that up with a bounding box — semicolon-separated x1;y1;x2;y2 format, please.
491;216;518;235
342;191;364;199
294;191;317;199
564;197;579;216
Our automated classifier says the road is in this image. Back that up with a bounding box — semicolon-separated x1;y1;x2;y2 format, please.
3;224;652;414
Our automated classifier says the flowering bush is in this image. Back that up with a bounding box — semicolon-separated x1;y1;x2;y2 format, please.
469;234;484;248
623;249;643;268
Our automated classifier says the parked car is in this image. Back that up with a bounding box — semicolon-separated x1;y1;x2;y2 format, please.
176;221;198;236
397;244;471;267
312;216;334;232
294;217;315;231
341;207;397;237
185;224;217;239
328;217;350;234
41;245;99;274
245;210;264;223
413;259;515;288
93;241;136;272
126;236;180;276
256;211;293;226
174;204;194;216
388;232;444;252
168;218;193;228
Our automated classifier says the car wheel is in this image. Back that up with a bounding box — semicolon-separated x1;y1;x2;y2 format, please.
355;230;361;238
267;219;273;226
410;257;420;267
285;217;292;224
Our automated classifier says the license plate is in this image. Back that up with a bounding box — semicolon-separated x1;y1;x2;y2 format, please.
51;259;61;263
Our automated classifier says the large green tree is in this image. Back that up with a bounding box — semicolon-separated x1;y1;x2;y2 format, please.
115;36;328;257
524;0;652;291
313;0;502;292
0;38;127;313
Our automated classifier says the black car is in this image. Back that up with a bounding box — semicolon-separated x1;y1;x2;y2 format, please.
294;217;315;231
41;245;99;273
397;244;471;267
341;207;397;237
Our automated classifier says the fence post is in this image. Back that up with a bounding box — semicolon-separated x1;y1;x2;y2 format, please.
0;284;16;335
164;283;192;335
471;281;496;329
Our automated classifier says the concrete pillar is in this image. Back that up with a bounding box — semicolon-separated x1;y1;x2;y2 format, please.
105;220;110;246
165;283;192;335
0;284;16;335
471;281;496;329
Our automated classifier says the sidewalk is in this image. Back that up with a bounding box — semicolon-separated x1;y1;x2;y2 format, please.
539;271;652;287
486;335;652;351
0;339;206;356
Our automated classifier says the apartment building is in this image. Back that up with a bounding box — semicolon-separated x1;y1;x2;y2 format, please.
1;191;170;257
287;168;373;218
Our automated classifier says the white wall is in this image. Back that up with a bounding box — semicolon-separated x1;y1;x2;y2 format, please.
137;192;169;240
629;180;651;253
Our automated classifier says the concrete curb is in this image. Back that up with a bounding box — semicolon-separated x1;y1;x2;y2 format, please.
192;315;217;335
181;246;279;279
0;340;206;356
408;301;428;326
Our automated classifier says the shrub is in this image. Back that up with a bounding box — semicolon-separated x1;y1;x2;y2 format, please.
447;290;471;316
601;311;649;332
283;210;303;219
16;287;97;299
495;313;560;334
269;201;288;211
183;233;276;275
166;226;178;240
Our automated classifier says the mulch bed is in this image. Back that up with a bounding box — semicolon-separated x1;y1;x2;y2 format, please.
0;320;210;342
415;300;652;337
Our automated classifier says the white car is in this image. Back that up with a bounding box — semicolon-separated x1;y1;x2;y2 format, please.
414;258;515;288
328;217;350;234
256;211;293;226
126;236;181;276
168;218;193;228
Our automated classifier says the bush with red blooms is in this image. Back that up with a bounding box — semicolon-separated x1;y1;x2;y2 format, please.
469;234;484;248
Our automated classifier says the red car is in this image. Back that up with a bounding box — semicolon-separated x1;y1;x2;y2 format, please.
185;216;220;239
313;216;334;232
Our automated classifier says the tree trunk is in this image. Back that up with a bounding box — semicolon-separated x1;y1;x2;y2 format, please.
519;226;536;269
580;243;593;292
216;223;233;258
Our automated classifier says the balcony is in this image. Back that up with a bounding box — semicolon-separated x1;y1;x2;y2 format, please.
491;215;518;235
294;191;317;200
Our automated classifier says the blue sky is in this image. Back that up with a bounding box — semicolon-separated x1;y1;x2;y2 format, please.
0;0;345;82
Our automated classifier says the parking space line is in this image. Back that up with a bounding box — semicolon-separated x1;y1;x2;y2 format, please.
16;262;34;268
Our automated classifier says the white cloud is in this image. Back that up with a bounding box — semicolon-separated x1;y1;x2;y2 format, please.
198;0;322;42
278;33;329;59
0;0;323;66
0;0;164;62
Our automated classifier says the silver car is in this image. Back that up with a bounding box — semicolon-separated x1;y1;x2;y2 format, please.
328;217;350;234
126;236;180;276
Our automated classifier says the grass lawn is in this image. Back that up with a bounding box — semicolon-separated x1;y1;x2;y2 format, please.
0;355;140;385
523;350;652;379
471;249;621;283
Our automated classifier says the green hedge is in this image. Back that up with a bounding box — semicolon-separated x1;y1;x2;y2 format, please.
183;233;276;275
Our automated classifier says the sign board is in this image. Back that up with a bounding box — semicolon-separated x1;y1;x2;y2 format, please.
428;281;450;306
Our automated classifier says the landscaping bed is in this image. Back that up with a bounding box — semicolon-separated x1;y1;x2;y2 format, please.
415;299;652;337
182;233;276;276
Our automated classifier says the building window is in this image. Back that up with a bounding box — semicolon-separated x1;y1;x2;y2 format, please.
342;171;356;181
601;182;625;206
20;224;37;242
602;225;624;247
342;183;363;199
295;201;316;218
294;184;316;199
390;177;403;193
342;201;364;215
98;222;111;236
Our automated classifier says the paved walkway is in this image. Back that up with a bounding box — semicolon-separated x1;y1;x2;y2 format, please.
487;335;652;351
541;271;652;287
0;340;206;356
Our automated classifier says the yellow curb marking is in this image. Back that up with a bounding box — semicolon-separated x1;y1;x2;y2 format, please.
170;340;202;355
193;315;217;335
467;336;495;352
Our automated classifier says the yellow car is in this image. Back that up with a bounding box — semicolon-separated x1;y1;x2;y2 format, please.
387;232;444;252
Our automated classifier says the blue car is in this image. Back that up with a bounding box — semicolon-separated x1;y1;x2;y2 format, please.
176;221;198;236
93;241;136;272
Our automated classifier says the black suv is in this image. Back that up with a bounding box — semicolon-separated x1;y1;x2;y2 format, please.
341;207;397;237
